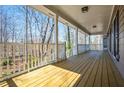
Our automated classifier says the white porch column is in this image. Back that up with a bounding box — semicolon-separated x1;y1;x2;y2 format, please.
54;14;58;62
89;35;91;50
85;33;87;51
76;28;78;55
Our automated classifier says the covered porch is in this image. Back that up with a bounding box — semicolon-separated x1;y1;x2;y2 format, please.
0;5;124;87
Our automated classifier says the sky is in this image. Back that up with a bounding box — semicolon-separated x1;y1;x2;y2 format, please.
58;21;67;42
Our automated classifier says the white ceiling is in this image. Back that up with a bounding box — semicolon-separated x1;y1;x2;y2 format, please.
50;5;113;34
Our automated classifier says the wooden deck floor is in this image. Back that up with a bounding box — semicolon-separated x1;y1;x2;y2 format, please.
0;50;124;87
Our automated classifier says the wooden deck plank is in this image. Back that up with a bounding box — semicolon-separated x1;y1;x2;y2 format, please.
85;54;101;87
105;52;117;87
101;52;109;87
40;52;90;87
13;60;74;86
0;81;8;87
106;52;124;87
72;56;95;87
62;54;94;87
68;56;96;87
12;65;61;86
14;64;58;80
76;61;95;87
93;53;102;87
41;52;92;86
41;60;83;86
76;52;100;87
45;61;85;86
24;61;81;87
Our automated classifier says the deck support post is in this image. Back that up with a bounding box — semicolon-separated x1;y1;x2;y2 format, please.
54;14;59;62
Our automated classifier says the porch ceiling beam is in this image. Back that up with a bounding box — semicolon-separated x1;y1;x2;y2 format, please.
90;31;105;35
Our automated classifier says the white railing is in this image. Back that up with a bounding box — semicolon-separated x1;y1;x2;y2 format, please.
0;43;65;81
58;43;66;61
78;44;103;54
90;44;103;50
78;44;90;54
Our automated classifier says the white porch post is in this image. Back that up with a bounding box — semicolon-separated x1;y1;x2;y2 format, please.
54;14;58;62
76;28;78;55
89;35;91;50
85;33;86;51
0;58;2;78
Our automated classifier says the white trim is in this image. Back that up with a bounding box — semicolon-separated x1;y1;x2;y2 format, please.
31;5;55;18
106;5;115;34
76;28;79;55
108;49;118;63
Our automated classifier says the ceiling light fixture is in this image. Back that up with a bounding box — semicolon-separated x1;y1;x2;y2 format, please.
81;6;89;13
93;25;97;28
